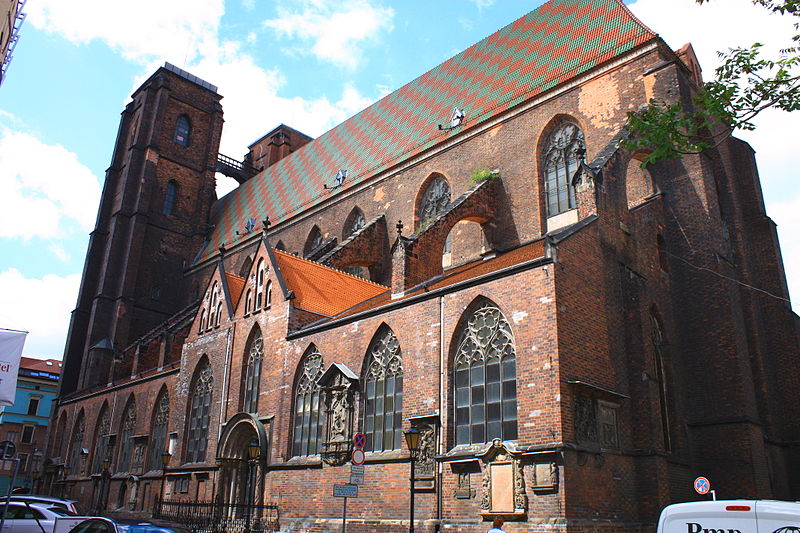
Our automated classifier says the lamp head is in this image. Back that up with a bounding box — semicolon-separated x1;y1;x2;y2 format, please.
404;426;421;452
161;450;172;468
248;440;260;460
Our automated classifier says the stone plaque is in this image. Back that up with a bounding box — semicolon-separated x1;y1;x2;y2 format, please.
490;463;513;513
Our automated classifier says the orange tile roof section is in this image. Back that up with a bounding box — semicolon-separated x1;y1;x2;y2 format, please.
273;250;389;317
225;273;246;310
20;357;62;375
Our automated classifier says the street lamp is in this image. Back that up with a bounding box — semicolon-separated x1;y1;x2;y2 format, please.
404;427;421;533
247;440;260;460
100;458;112;512
61;465;71;498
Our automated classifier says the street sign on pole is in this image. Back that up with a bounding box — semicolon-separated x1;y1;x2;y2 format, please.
351;449;365;465
350;464;364;474
333;483;359;498
693;477;710;495
353;433;366;449
349;473;364;485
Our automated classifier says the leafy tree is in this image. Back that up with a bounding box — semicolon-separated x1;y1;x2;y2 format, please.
625;0;800;164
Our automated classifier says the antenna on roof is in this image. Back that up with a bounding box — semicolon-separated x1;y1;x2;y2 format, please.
438;107;465;131
323;169;348;190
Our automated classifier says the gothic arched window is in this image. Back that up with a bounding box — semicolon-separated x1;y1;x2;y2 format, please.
92;405;112;473
68;412;85;475
148;390;169;471
363;327;403;452
255;259;265;309
186;360;213;463
417;174;451;230
304;226;323;257
454;301;517;445
651;312;672;452
117;397;136;473
292;347;325;457
343;208;366;239
163;181;178;216
243;329;264;414
541;121;584;217
174;114;190;146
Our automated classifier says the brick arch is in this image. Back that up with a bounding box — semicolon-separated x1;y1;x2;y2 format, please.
289;344;325;457
625;152;658;209
90;401;111;474
67;408;86;474
343;206;366;240
184;355;214;463
536;114;587;219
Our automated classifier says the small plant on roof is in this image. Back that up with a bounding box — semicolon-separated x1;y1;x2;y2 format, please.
471;167;500;183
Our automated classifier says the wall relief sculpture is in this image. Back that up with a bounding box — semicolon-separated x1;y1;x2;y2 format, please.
478;439;527;519
410;416;438;490
318;363;358;466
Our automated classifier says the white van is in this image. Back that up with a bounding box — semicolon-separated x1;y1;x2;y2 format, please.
658;500;800;533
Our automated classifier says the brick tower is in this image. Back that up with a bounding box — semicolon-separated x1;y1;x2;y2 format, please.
61;63;223;394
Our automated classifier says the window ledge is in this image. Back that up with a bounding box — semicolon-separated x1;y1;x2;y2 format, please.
546;208;579;233
364;449;407;464
278;455;323;469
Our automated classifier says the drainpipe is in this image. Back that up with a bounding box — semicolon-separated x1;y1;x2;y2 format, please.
437;295;445;531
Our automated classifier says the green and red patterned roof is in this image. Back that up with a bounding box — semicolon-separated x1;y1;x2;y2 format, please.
198;0;656;263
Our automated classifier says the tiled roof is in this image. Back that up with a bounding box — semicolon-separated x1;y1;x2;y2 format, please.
225;273;245;310
273;250;388;317
20;357;62;375
198;0;656;263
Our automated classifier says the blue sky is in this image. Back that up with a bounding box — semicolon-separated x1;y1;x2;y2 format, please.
1;0;797;359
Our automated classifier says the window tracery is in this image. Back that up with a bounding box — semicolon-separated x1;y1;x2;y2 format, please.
186;361;213;463
363;328;403;451
344;208;366;238
292;348;324;456
117;399;136;473
542;122;584;217
92;407;112;473
148;391;169;471
68;414;85;474
417;175;451;229
243;329;263;413
454;302;517;445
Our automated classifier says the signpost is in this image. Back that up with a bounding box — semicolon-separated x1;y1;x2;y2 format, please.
333;483;359;533
332;433;368;533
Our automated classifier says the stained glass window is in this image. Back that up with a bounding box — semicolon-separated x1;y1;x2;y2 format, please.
292;348;324;456
542;122;584;217
454;302;517;445
68;414;84;474
148;391;169;471
186;361;213;463
363;328;403;451
117;399;136;472
243;329;263;413
92;406;112;473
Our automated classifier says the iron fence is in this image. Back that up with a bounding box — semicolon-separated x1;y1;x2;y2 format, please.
154;499;279;533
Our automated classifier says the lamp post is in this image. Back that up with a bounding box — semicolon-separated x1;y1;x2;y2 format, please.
245;440;260;532
100;458;111;513
404;427;421;533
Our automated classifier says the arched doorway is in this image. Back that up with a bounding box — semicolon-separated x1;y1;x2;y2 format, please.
217;413;268;507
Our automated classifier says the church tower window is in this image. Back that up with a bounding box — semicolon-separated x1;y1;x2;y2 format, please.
163;181;178;216
292;347;324;457
363;326;403;452
454;301;517;445
542;122;584;217
174;114;191;146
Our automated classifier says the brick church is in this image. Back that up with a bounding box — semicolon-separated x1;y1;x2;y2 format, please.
44;0;800;531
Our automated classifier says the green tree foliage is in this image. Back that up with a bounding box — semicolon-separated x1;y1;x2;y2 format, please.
625;0;800;165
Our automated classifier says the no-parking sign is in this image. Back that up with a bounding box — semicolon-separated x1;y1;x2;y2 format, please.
694;476;710;495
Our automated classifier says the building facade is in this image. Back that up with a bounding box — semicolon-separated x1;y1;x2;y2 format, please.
0;357;61;493
0;0;25;87
46;1;800;532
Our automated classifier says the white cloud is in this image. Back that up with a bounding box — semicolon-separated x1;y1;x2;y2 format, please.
48;244;70;262
0;130;101;240
628;0;800;310
262;0;395;69
0;269;80;359
470;0;496;11
26;0;224;65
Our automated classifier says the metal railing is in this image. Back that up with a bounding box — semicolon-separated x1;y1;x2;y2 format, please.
154;499;279;533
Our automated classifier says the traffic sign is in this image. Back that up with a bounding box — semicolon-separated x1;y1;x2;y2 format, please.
353;432;366;449
333;483;359;498
352;448;365;465
350;473;364;485
0;440;16;459
694;477;711;495
350;464;364;474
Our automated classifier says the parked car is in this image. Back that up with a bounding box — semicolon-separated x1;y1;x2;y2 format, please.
6;496;83;515
58;518;190;533
0;501;76;533
657;500;800;533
